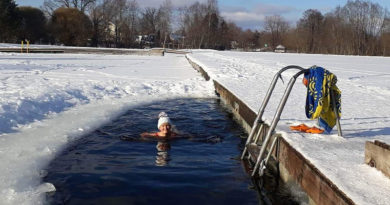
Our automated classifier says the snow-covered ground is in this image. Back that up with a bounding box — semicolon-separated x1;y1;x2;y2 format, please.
187;51;390;205
0;49;214;204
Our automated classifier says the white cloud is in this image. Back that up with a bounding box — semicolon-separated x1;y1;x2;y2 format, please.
220;3;297;30
221;11;265;22
253;3;296;15
220;10;265;30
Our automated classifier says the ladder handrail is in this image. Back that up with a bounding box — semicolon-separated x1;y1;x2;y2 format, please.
331;89;342;136
251;69;309;176
255;70;343;176
241;65;305;159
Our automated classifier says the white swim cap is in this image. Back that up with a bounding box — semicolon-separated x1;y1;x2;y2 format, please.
157;112;171;128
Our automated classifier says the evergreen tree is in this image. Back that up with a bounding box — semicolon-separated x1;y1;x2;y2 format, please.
0;0;20;42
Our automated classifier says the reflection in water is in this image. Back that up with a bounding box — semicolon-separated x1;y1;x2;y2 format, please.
155;141;171;166
120;134;222;166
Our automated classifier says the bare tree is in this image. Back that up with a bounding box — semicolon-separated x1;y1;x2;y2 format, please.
88;1;104;46
69;0;96;12
157;0;173;48
123;0;139;47
178;2;207;48
177;0;251;50
283;28;301;53
376;11;389;55
321;8;343;54
340;0;387;55
264;15;289;48
218;19;232;49
88;0;120;47
109;0;128;47
297;9;323;53
140;7;158;35
205;0;218;48
97;0;112;46
42;0;96;15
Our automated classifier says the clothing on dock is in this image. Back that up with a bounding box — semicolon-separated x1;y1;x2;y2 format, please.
304;67;341;133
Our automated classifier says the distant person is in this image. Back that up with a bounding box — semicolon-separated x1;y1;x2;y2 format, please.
140;112;178;139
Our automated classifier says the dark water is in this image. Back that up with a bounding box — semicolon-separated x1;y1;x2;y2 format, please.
44;98;283;205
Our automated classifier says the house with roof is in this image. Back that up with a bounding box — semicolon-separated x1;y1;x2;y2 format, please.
274;45;286;53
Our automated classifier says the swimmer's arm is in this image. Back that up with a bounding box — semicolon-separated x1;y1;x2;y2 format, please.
140;132;158;138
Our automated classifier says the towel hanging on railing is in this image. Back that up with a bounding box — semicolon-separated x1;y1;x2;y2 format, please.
304;66;341;133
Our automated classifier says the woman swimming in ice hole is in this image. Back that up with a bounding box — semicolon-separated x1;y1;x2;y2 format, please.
140;112;178;139
138;111;221;143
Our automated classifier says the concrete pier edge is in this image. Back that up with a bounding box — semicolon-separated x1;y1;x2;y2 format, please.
186;55;355;205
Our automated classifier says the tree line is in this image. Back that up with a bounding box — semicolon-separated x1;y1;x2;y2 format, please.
1;0;389;56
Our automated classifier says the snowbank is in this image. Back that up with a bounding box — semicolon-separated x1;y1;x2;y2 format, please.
187;50;390;205
0;51;214;204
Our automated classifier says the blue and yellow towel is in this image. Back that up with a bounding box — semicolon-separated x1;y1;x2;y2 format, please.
304;67;341;133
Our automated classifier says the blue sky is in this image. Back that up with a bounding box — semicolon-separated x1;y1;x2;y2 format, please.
15;0;390;30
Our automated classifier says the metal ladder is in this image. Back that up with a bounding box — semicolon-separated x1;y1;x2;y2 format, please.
241;65;342;177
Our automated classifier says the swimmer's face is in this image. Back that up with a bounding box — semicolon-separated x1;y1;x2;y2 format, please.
159;123;171;134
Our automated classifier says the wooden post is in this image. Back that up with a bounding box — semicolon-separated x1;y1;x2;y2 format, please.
26;40;30;53
365;140;390;178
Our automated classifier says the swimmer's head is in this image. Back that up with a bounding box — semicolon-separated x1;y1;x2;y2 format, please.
158;112;172;129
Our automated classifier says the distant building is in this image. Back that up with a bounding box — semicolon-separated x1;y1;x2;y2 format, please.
275;45;286;53
231;41;238;49
108;22;116;36
135;34;156;48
